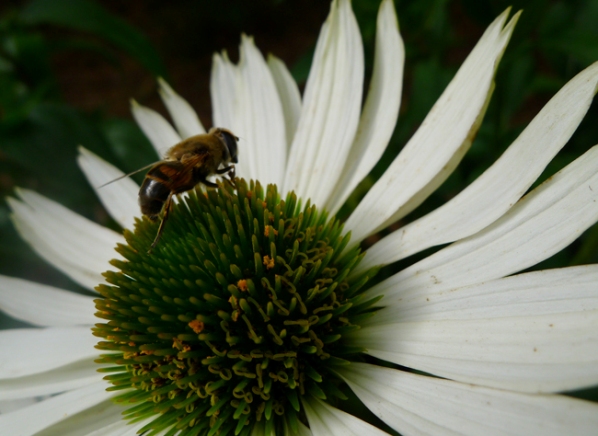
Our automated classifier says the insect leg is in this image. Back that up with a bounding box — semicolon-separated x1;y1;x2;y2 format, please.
216;165;233;175
199;178;219;188
148;192;173;254
218;165;236;188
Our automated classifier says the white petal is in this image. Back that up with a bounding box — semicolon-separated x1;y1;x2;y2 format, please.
232;35;287;185
0;397;38;414
211;51;238;130
211;51;257;180
0;359;101;400
345;9;519;243
158;77;206;138
365;145;598;305
79;417;151;436
77;146;140;230
352;266;598;392
0;327;98;378
372;265;598;323
327;0;405;214
130;99;181;157
0;381;113;435
8;189;123;291
34;401;142;436
285;419;312;436
268;54;302;148
0;275;96;327
303;396;389;436
339;363;598;436
362;61;598;269
284;0;364;206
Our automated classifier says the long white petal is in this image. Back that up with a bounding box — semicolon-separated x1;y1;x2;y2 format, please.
365;145;598;304
0;359;101;400
362;61;598;269
284;0;364;206
284;419;312;436
0;381;114;435
81;418;152;436
352;266;598;392
8;189;123;291
211;51;238;131
0;275;95;327
327;0;404;214
211;51;257;180
268;54;302;148
0;397;38;414
77;146;140;230
0;327;98;378
233;35;287;185
339;363;598;436
130;99;181;157
158;77;206;138
303;396;389;436
345;9;519;243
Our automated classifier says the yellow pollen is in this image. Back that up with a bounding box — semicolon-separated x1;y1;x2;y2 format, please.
263;255;275;269
188;319;205;333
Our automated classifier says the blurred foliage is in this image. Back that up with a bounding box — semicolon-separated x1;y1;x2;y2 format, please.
0;0;159;322
0;0;596;409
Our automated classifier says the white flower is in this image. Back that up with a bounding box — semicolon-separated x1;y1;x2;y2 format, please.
2;0;598;434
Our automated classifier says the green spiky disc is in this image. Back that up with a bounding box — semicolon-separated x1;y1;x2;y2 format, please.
94;179;379;436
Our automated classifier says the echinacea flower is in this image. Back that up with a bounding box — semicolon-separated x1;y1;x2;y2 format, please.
2;0;598;434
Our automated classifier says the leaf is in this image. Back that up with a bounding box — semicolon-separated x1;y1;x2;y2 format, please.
100;118;156;180
19;0;167;76
0;102;115;211
542;30;598;65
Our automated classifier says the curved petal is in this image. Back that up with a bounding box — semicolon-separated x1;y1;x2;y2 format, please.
0;381;114;435
79;418;152;436
158;77;206;138
345;9;520;243
233;35;287;185
211;51;237;131
0;327;98;378
268;54;302;148
0;397;38;414
327;0;405;214
339;363;598;436
285;419;312;436
211;51;257;179
362;61;598;269
8;189;123;291
0;275;96;327
130;99;181;157
0;359;101;400
365;145;598;304
77;146;140;230
303;396;389;436
352;266;598;393
284;0;364;206
34;401;148;436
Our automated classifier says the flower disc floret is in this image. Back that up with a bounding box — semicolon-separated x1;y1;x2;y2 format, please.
94;179;379;435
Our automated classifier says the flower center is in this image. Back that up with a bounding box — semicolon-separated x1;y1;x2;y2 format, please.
94;179;379;435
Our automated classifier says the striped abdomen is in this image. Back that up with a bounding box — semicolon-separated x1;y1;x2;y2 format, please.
139;162;195;218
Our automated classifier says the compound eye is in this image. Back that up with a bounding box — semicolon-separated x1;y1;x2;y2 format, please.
220;130;239;164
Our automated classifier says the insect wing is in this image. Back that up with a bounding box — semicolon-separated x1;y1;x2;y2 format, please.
162;152;210;192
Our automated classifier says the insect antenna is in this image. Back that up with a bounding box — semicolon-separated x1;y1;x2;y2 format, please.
97;162;159;188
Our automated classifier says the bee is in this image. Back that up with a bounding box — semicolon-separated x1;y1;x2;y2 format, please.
103;127;239;253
